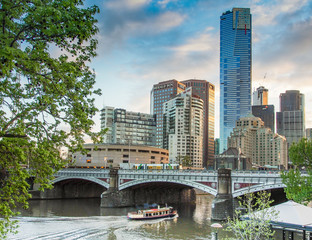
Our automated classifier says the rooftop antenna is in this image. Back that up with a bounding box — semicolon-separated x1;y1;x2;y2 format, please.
263;73;267;84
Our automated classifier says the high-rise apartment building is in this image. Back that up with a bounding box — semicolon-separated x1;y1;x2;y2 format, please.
162;88;204;168
100;106;115;143
276;90;305;145
181;79;215;168
150;80;186;147
253;86;268;105
100;106;156;146
220;8;252;152
228;114;288;169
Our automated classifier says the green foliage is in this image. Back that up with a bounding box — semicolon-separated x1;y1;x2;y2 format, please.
176;155;192;167
289;138;312;168
225;191;277;240
0;0;105;238
281;138;312;204
281;169;312;204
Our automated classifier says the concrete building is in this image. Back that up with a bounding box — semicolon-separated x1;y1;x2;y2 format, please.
220;8;252;152
253;86;268;105
276;90;305;146
100;107;156;146
70;144;169;168
163;88;204;168
228;114;288;169
150;80;186;147
181;79;215;168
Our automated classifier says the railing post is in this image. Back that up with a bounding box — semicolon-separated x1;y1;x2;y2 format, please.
211;168;233;220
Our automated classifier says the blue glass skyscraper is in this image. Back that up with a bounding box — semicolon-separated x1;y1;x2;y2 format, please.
220;8;252;152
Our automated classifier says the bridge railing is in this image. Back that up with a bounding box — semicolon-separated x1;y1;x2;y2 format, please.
118;169;217;176
232;170;281;177
55;168;110;177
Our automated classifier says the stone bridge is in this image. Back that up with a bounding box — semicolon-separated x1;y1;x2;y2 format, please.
51;168;293;220
53;168;285;198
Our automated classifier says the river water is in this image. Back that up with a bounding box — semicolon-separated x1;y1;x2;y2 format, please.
9;195;233;240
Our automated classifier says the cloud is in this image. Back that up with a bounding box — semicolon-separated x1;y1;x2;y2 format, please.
97;4;186;54
105;0;151;10
171;27;215;54
158;0;173;8
251;0;309;27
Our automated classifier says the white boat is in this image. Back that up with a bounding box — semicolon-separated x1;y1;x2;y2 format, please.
127;206;178;220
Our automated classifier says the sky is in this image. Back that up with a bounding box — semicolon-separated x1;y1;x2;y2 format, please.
84;0;312;138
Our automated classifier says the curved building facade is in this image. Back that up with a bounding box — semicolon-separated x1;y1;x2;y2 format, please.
70;144;169;168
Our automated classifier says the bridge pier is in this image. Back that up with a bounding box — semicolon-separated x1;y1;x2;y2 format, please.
101;168;131;207
211;168;233;220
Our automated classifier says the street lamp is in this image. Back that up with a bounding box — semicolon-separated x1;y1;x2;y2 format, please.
211;223;223;240
104;157;107;169
135;157;138;169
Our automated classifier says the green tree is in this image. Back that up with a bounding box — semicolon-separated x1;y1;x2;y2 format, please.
226;191;277;240
176;155;192;168
281;138;312;204
0;0;104;238
182;155;192;167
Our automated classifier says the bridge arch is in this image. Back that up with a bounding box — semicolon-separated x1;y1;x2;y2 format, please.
233;183;286;198
53;176;110;189
119;179;217;196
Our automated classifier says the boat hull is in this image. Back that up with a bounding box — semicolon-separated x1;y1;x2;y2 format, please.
127;212;178;220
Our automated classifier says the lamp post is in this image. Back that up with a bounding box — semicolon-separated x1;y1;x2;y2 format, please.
135;157;138;169
104;157;107;169
211;223;223;240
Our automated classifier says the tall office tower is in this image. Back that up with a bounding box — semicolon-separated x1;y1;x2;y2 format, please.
100;106;156;146
253;86;268;105
252;105;275;132
181;79;215;168
276;90;305;145
163;88;204;168
219;8;252;153
150;80;186;147
228;114;288;169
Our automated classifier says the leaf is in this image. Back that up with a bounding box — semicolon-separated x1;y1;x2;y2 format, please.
0;0;103;238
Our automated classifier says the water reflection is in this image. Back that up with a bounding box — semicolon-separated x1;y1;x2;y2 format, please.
14;195;235;240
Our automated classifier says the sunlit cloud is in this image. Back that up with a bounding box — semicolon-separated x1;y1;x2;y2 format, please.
104;0;151;10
